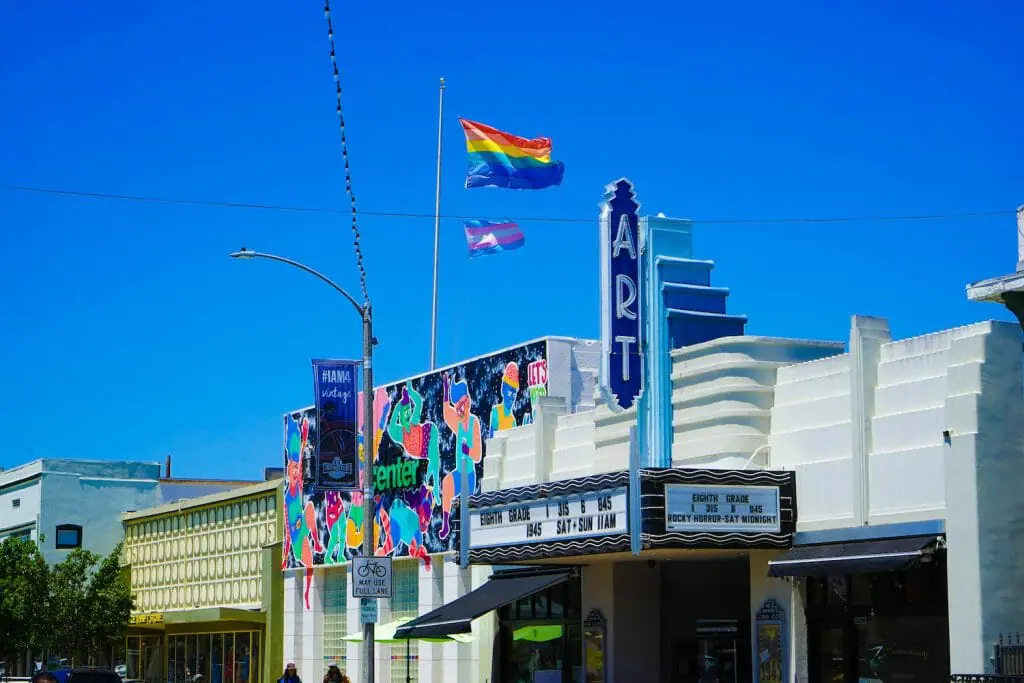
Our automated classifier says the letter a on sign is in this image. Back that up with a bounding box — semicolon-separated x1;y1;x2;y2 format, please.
599;179;643;412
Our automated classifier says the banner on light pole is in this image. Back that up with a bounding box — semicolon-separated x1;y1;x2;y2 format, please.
312;358;361;490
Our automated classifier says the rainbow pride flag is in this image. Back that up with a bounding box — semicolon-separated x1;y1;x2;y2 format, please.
464;219;525;258
459;118;565;190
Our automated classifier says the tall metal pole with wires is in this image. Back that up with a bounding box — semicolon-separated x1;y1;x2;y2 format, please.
323;3;376;683
429;78;445;370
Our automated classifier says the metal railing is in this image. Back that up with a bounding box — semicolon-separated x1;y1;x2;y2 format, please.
951;634;1024;681
997;635;1024;675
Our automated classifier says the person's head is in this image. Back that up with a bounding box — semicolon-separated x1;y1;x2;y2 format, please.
500;362;519;407
32;673;57;683
284;664;297;678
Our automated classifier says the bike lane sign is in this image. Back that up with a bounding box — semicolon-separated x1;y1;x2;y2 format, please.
352;556;392;598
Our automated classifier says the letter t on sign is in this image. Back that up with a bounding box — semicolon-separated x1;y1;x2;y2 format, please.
599;178;644;413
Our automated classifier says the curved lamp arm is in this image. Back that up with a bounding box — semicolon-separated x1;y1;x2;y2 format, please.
230;248;365;318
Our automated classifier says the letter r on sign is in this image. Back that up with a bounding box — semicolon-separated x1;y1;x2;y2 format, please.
616;274;637;321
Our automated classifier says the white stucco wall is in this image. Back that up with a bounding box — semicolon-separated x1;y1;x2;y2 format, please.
771;353;855;529
478;317;1024;681
483;335;845;490
284;558;494;683
0;462;43;542
941;321;1024;674
769;319;1023;535
1;458;161;563
38;460;161;563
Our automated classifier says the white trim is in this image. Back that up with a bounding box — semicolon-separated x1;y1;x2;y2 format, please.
768;549;924;568
400;616;472;632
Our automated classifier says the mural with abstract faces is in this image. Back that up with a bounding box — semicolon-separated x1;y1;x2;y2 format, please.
282;341;549;604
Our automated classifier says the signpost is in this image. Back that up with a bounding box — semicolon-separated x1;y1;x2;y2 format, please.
352;556;393;599
599;178;643;413
664;484;781;534
469;487;628;549
311;358;360;489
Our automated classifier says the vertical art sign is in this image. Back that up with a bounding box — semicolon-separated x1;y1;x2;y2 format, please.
599;178;643;412
312;359;360;489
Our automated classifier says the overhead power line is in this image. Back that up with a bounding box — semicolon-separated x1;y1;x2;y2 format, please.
0;183;1015;226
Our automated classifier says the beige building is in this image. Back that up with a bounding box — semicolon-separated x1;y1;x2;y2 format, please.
120;478;284;683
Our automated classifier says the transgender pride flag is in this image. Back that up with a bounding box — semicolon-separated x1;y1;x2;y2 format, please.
463;219;525;258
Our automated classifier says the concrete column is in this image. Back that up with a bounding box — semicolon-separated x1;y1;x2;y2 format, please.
943;322;1024;674
748;551;808;683
582;563;615;679
417;557;445;683
532;396;567;484
346;568;362;683
612;562;660;683
296;570;325;682
848;316;891;526
283;572;309;671
378;580;394;683
442;559;473;683
470;565;496;683
481;433;507;493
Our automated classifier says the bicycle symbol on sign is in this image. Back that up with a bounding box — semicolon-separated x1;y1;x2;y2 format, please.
357;560;388;578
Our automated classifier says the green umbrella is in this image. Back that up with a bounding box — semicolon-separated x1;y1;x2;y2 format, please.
512;625;563;643
342;617;474;683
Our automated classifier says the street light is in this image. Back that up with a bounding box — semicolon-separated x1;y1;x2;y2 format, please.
230;247;377;683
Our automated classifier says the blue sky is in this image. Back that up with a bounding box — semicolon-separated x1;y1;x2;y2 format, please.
1;1;1021;479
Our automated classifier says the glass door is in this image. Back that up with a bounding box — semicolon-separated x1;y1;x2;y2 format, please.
814;626;848;683
696;637;740;683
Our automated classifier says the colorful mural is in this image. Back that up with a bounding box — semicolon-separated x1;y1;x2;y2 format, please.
282;340;549;594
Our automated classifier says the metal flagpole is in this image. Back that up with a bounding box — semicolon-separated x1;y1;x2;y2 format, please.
429;77;446;370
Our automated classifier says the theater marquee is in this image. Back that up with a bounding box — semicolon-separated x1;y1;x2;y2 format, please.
467;472;632;563
641;468;796;549
464;468;797;564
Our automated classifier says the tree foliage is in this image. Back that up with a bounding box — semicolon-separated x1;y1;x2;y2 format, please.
0;538;133;666
0;536;49;663
87;543;133;655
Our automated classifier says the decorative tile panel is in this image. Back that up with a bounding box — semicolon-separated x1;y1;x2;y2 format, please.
124;490;279;612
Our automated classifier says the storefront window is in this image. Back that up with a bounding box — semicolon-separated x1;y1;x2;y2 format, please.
814;627;846;683
856;615;948;681
212;635;225;683
499;576;582;683
170;635;187;683
142;636;164;683
235;633;251;683
132;631;259;683
126;637;142;680
806;556;948;683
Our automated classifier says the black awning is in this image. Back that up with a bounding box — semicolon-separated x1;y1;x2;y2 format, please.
394;569;573;639
767;535;940;578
